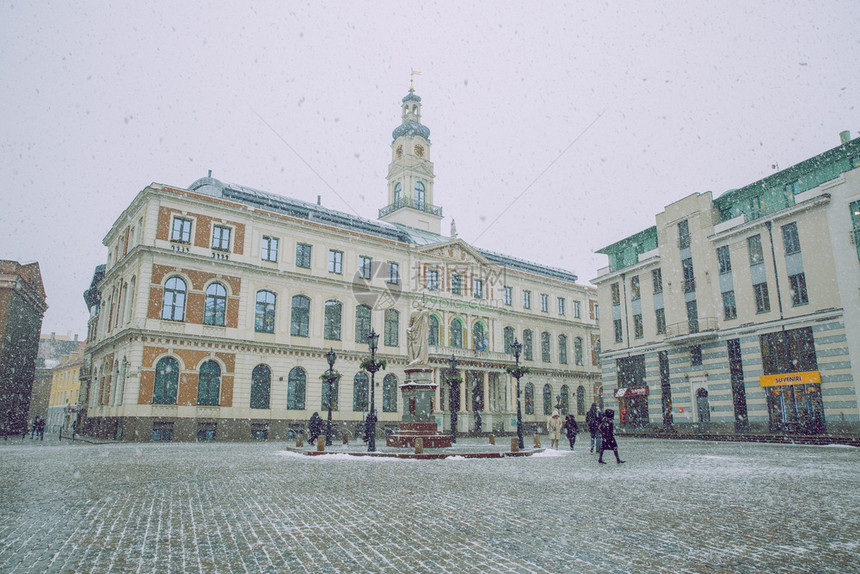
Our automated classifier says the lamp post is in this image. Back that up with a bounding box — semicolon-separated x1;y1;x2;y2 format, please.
510;339;525;450
448;354;459;444
556;394;562;415
365;330;381;452
325;347;337;446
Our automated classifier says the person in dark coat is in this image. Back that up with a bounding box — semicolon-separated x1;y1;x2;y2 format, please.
586;403;601;453
562;414;578;450
307;412;323;444
598;409;625;464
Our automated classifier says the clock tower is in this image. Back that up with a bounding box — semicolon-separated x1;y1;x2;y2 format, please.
378;87;442;234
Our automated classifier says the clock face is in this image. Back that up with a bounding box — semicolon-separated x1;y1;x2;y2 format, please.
414;144;425;158
395;145;403;158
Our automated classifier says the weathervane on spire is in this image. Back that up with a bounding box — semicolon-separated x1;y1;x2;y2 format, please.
410;69;421;91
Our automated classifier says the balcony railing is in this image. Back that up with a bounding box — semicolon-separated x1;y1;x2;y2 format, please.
379;197;443;218
665;317;719;340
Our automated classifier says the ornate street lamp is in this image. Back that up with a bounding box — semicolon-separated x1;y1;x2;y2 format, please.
507;339;528;450
556;394;562;414
364;330;382;452
448;354;460;444
325;347;337;446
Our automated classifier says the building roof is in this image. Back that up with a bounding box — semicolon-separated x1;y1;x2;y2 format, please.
187;177;580;285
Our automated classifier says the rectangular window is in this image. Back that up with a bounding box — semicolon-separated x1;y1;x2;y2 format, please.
682;258;696;293
386;262;399;284
451;274;462;295
540;294;549;312
384;310;399;346
427;269;439;291
630;276;640;300
573;300;581;318
473;278;483;299
655;308;666;335
651;269;662;294
170;217;192;243
611;283;621;306
633;314;643;339
781;222;801;255
748;235;764;265
789;273;808;306
296;244;311;268
760;326;817;375
523;290;531;309
593;303;599;320
614;319;623;343
358;256;372;279
261;236;279;262
686;300;699;334
717;245;732;274
328;250;343;274
211;225;231;251
678;220;690;249
557;297;565;316
722;290;737;320
690;345;703;366
503;286;512;306
754;282;771;313
749;196;763;220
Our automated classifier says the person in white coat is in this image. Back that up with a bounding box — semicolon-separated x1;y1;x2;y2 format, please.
547;410;563;449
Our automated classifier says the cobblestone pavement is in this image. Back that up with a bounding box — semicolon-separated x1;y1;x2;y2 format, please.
1;435;859;573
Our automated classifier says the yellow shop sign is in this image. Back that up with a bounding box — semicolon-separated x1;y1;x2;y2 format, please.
759;371;821;388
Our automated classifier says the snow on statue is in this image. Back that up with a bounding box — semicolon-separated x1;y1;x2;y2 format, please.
407;301;430;366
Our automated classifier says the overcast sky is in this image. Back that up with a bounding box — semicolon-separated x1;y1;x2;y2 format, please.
2;1;859;338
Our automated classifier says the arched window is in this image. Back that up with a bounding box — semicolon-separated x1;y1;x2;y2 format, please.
250;364;271;409
355;305;371;343
504;327;515;355
161;277;186;321
450;318;463;348
204;282;227;326
541;332;551;363
543;384;553;415
560;384;570;415
415;181;425;207
290;295;310;337
197;360;221;406
153;357;179;404
126;276;136;323
523;330;533;361
524;383;535;415
324;300;342;340
353;372;369;412
287;367;306;410
558;334;568;364
429;315;440;346
383;374;398;413
473;321;486;351
255;290;276;333
384;309;399;346
574;337;584;366
576;385;586;415
394;182;402;205
322;371;339;412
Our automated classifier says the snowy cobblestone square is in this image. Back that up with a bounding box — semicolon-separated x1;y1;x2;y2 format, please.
1;437;858;573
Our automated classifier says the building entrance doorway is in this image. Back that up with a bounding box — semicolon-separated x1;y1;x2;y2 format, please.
695;388;711;433
766;384;826;434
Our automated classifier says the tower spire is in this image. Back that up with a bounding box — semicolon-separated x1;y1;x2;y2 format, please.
410;69;421;92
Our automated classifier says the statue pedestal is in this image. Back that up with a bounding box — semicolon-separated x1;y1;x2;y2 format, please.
386;367;452;448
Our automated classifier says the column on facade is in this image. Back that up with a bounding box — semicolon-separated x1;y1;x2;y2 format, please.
482;371;490;412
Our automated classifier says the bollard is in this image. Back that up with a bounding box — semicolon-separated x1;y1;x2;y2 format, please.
415;437;424;454
342;431;349;445
488;433;495;445
510;437;519;453
316;435;325;452
296;433;304;448
533;434;541;448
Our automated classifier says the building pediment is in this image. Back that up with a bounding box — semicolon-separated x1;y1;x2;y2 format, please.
417;239;490;266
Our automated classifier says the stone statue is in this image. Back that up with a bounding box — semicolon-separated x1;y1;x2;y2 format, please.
407;301;430;366
450;218;457;238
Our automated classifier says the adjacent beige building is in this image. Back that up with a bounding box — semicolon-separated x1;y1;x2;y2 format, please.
593;132;860;434
80;89;600;442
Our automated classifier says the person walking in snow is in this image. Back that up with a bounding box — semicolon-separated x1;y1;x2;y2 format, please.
562;414;578;450
547;410;563;449
598;409;625;465
586;403;601;453
307;412;323;445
